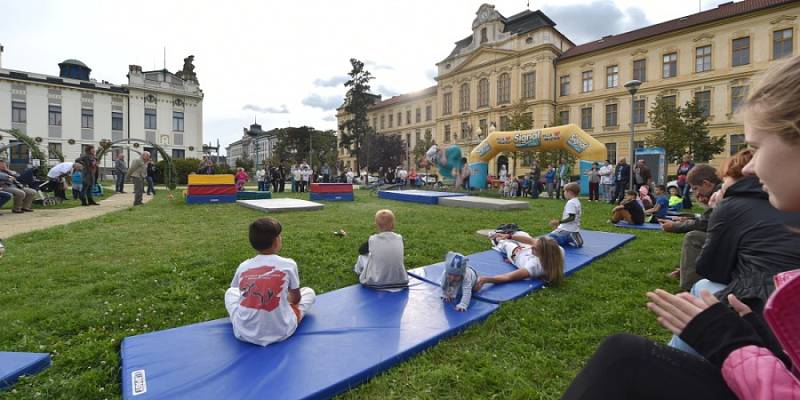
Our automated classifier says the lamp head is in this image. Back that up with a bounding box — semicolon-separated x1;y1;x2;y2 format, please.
624;80;642;96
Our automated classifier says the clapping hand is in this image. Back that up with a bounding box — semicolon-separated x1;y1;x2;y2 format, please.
646;289;752;335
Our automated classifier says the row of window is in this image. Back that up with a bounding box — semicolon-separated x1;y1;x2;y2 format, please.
11;102;185;131
374;105;433;130
603;133;745;164
561;28;793;96
561;85;747;129
442;72;536;115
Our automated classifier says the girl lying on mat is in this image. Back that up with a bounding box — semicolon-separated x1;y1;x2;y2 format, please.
474;231;565;292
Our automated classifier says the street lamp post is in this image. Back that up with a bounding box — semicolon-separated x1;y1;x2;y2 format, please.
624;80;642;191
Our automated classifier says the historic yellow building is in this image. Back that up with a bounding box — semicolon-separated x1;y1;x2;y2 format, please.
337;0;799;176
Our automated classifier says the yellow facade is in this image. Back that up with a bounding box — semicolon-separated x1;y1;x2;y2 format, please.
337;1;800;176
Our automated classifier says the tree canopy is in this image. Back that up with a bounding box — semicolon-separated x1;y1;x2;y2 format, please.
338;58;375;172
648;97;726;163
364;134;406;174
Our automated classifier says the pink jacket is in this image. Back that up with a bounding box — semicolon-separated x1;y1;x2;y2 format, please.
721;270;800;399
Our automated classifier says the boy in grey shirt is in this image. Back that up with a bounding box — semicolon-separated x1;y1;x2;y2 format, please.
354;209;408;289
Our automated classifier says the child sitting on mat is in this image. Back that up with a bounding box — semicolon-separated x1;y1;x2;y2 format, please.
440;251;478;312
645;185;670;223
667;186;684;212
611;190;646;225
225;217;316;346
475;231;565;291
353;209;409;289
548;182;584;248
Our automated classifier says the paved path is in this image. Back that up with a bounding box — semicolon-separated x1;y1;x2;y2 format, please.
1;186;153;238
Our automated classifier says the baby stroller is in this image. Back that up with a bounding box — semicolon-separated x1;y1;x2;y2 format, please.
19;167;62;206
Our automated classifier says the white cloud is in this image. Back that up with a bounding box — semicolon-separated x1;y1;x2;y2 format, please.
302;94;343;111
364;59;394;70
322;115;337;122
541;1;652;45
313;75;348;87
242;104;289;114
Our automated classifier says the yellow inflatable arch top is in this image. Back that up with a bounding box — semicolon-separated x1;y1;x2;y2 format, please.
468;124;607;189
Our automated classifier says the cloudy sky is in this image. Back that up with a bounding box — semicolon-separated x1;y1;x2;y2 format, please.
1;0;731;153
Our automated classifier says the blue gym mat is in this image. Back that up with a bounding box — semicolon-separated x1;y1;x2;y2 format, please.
185;194;237;204
120;279;498;400
310;192;354;201
0;352;51;389
614;221;663;231
378;189;465;205
408;230;635;303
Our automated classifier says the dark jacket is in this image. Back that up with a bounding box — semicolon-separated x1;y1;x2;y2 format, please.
634;164;651;184
75;154;98;185
614;163;630;183
671;206;714;233
695;176;800;308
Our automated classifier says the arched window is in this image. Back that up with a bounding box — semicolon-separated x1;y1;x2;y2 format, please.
478;78;489;108
459;83;470;112
497;73;510;104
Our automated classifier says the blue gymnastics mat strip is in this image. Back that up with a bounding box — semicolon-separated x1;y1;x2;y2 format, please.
185;194;237;204
614;221;663;231
378;190;465;205
0;352;51;389
120;278;498;400
408;230;635;303
310;192;354;201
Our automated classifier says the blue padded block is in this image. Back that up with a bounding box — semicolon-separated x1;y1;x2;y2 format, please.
120;279;498;400
0;352;51;389
408;230;635;303
309;192;354;201
378;189;465;205
614;221;663;231
185;195;237;204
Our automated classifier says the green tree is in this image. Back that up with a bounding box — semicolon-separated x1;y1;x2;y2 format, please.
235;154;254;172
272;126;337;171
648;97;726;163
365;135;406;174
338;59;376;172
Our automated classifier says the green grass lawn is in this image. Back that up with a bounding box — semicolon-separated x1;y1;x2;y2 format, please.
1;190;683;399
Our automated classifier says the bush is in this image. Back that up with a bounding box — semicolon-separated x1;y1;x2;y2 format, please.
154;158;235;184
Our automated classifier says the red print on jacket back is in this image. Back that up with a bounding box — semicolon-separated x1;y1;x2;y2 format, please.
239;266;286;311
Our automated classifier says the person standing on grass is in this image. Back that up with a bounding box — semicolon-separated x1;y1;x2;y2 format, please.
610;158;630;204
545;164;556;198
633;159;652;193
126;152;149;206
585;162;600;202
256;167;267;192
114;153;127;193
530;161;541;199
75;145;99;206
146;159;157;195
598;160;614;201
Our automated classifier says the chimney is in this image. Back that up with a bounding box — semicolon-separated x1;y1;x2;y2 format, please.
0;44;4;69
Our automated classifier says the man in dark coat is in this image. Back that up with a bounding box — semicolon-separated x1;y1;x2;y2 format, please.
75;145;99;206
633;159;652;192
610;158;630;204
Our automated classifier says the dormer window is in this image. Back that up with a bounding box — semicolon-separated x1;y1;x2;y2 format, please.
481;27;488;44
